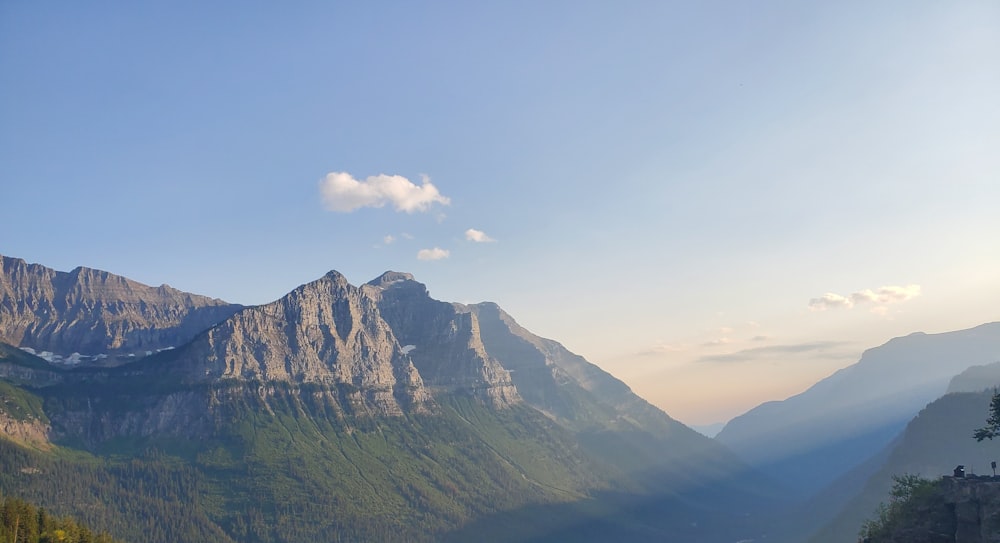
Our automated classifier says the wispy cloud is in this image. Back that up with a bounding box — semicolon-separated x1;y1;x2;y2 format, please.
809;284;921;313
465;228;496;243
808;293;853;311
417;247;450;261
637;342;689;356
698;341;851;363
383;235;396;245
319;172;451;213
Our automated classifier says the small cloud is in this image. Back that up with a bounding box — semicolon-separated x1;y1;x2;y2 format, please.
383;235;396;245
750;335;770;342
851;285;921;305
319;172;451;213
417;247;450;261
702;337;732;347
809;284;920;312
808;293;853;311
465;228;496;243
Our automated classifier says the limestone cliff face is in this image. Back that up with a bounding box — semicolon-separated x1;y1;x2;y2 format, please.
0;411;49;449
168;271;432;416
943;478;1000;542
48;389;216;447
367;272;520;408
0;254;242;356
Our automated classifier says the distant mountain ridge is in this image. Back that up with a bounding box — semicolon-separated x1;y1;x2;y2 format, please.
716;323;1000;499
0;254;242;357
809;388;1000;542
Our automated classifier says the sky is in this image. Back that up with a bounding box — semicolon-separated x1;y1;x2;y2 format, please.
2;1;998;426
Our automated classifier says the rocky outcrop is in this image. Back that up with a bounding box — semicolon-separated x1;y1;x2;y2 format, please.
941;477;1000;542
0;254;242;356
165;271;433;416
368;272;519;408
869;478;1000;543
0;411;49;449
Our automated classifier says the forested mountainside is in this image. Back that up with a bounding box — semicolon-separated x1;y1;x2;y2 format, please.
0;495;122;543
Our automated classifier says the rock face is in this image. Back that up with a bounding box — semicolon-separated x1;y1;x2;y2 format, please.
0;254;242;356
871;478;1000;543
368;272;519;408
164;271;433;416
944;478;1000;543
0;411;49;449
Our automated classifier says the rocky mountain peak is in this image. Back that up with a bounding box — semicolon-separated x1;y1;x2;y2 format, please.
368;273;520;408
168;270;433;416
366;271;418;290
0;254;242;357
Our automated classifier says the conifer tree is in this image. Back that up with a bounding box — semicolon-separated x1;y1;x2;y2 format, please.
974;391;1000;442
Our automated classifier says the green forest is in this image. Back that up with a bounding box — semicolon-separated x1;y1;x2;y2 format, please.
0;496;119;543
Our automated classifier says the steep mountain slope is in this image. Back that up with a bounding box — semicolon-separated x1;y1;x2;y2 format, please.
0;262;778;543
155;270;433;416
367;272;519;407
716;323;1000;498
0;254;242;357
809;389;1000;542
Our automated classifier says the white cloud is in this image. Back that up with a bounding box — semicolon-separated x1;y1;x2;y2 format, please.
637;342;688;356
319;172;451;213
850;285;921;305
808;293;854;311
465;228;496;243
417;247;450;261
809;284;921;312
383;235;396;245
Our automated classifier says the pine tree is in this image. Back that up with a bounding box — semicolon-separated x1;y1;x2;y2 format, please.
974;390;1000;442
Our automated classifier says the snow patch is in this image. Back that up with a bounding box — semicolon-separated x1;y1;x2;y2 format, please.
18;347;109;366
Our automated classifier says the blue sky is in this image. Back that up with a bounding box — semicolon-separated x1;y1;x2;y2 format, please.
2;1;998;425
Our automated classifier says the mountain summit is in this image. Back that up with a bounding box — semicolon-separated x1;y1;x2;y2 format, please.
0;254;242;357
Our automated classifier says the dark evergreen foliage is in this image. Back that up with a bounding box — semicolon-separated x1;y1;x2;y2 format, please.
973;390;1000;441
0;496;120;543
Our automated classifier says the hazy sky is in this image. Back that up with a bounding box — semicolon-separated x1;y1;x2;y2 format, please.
2;2;998;425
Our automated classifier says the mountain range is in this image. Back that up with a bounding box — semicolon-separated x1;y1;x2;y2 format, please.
716;323;1000;497
714;323;1000;541
0;254;774;543
2;252;997;542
